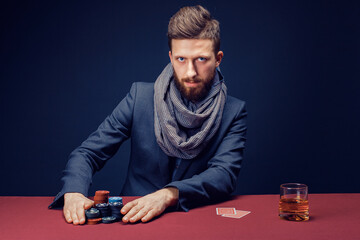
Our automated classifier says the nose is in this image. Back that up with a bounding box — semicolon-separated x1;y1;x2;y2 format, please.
186;61;197;79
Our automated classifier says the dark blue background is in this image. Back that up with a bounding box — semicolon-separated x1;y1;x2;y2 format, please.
1;0;359;197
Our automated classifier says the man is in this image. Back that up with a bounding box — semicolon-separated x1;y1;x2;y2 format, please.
49;5;247;225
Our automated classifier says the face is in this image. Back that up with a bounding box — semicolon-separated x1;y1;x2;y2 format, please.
169;39;223;102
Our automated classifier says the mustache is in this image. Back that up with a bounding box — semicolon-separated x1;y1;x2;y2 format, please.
182;77;202;83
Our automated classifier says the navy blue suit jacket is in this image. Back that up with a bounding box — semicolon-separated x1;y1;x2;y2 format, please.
50;82;247;211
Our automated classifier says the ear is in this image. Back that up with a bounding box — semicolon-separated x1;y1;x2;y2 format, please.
215;51;224;67
169;51;173;64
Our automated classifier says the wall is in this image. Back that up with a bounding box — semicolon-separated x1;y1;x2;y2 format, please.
1;0;359;196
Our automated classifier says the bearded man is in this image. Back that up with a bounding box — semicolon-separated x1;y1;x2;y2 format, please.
49;5;247;225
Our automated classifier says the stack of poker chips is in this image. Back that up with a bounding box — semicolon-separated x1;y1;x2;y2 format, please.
96;203;112;218
109;204;123;220
94;190;110;205
95;203;117;223
109;197;123;220
86;191;124;225
85;208;102;225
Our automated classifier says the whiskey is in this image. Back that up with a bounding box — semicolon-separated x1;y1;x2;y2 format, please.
279;198;309;221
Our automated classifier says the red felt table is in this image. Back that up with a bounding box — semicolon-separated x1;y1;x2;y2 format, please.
0;194;359;240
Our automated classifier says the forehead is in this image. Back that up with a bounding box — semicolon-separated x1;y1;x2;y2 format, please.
171;39;214;57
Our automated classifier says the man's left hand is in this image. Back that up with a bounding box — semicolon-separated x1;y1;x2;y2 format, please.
121;187;179;223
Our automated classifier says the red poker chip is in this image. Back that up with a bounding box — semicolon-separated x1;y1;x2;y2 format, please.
87;218;102;225
94;190;110;205
95;190;110;196
94;199;108;205
94;196;108;200
94;195;108;198
94;198;108;201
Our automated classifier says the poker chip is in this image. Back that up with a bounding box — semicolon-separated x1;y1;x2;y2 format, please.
85;208;100;219
95;190;110;195
109;202;123;208
95;203;109;209
87;218;102;225
102;216;117;224
109;197;123;204
94;198;107;205
94;190;110;205
95;203;112;217
109;202;124;220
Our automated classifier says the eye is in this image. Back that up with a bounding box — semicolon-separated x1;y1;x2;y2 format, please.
177;57;185;62
198;57;206;62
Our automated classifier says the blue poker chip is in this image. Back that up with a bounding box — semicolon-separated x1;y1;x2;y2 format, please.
102;216;117;224
109;197;123;204
109;202;123;208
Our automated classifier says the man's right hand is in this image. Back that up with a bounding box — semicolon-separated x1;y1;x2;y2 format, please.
63;192;94;225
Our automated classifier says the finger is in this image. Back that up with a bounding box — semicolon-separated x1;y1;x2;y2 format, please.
141;208;162;223
71;208;80;225
76;202;86;225
63;209;73;223
129;208;149;223
121;200;137;215
122;203;142;223
84;199;94;210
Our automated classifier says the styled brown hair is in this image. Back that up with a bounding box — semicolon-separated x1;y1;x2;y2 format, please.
167;5;220;53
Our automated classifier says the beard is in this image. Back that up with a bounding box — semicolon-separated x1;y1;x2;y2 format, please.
173;71;215;102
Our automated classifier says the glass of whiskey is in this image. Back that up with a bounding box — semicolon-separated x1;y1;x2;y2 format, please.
279;183;309;221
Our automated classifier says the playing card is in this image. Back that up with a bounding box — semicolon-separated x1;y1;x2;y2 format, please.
222;210;251;219
216;207;236;215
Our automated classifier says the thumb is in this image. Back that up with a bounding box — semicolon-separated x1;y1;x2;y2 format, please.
84;199;94;209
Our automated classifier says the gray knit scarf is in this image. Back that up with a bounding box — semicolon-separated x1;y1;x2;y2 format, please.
154;63;227;159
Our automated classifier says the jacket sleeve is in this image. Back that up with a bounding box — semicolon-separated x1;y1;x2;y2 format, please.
165;101;247;212
48;83;137;208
